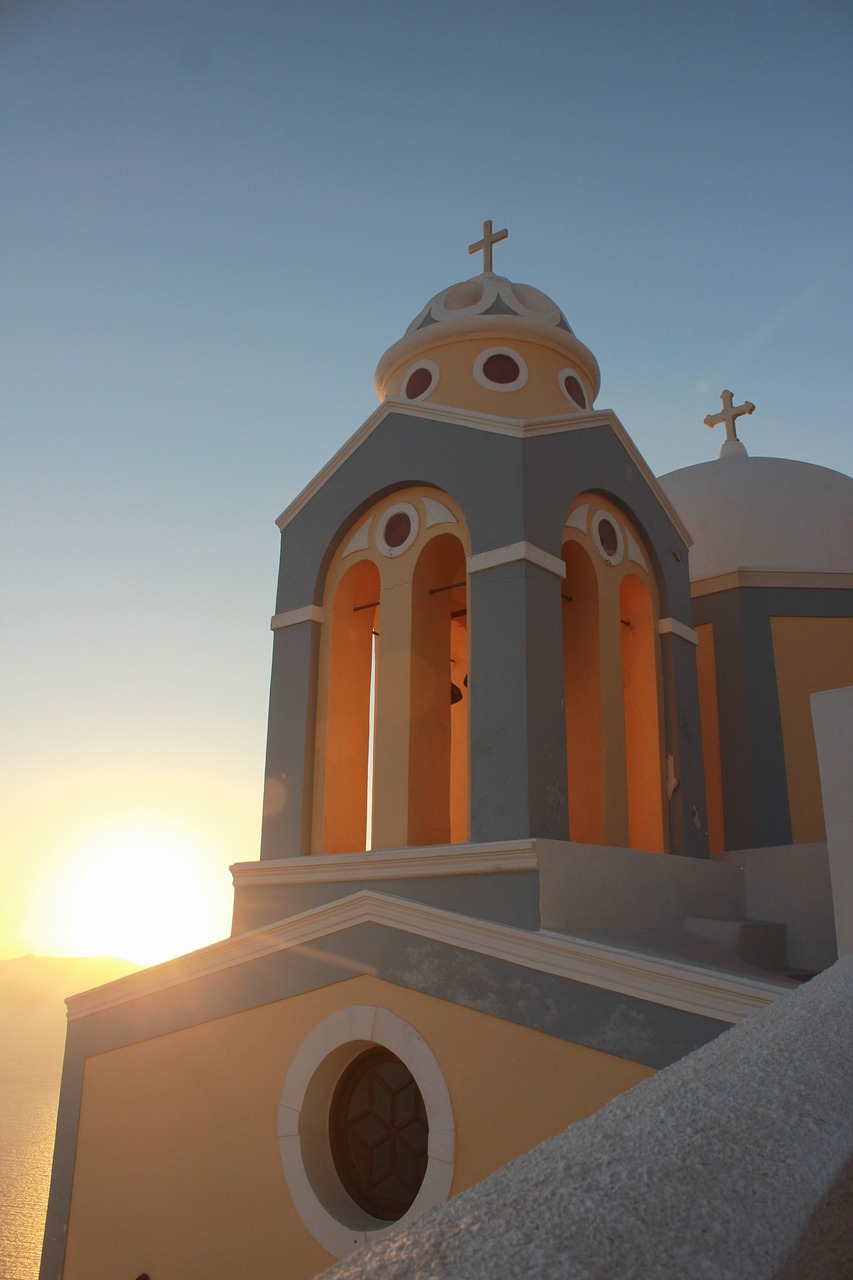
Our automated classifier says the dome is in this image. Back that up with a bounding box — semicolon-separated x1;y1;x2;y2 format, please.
374;272;600;412
404;273;575;336
658;454;853;582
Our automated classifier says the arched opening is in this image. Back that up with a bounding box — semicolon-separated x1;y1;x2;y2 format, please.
620;574;664;852
408;533;468;845
318;559;380;854
562;541;604;843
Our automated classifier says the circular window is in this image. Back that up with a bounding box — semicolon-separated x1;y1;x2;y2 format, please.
378;503;419;557
330;1048;429;1222
559;370;587;409
592;509;624;565
473;346;528;392
403;360;438;401
482;353;519;384
384;511;411;548
278;1006;455;1260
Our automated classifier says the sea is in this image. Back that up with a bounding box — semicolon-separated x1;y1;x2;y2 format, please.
0;1005;67;1280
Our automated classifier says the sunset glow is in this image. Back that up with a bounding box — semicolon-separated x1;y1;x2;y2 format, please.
27;818;233;967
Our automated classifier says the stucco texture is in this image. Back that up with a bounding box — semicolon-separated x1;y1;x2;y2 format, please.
61;973;652;1280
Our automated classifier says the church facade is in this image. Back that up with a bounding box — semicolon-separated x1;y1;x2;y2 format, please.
40;228;853;1280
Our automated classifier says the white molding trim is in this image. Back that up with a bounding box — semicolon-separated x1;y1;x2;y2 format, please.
67;889;792;1025
565;502;589;534
658;617;699;645
231;840;539;887
690;569;853;598
626;530;649;571
271;605;323;631
467;541;566;580
472;345;529;392
274;401;693;550
278;1005;454;1258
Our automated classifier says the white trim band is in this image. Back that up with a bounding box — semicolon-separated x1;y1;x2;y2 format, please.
67;890;792;1025
467;541;567;580
232;840;538;887
271;605;324;631
658;618;699;645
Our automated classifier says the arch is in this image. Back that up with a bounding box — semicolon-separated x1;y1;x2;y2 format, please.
315;559;380;854
620;574;665;852
562;493;666;852
562;541;603;843
312;488;470;855
408;533;469;846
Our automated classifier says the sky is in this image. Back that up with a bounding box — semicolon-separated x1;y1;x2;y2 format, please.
1;0;851;964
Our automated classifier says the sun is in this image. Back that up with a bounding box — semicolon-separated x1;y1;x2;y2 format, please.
30;817;233;967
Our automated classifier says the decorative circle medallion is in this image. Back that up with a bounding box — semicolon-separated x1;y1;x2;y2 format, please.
592;509;625;565
559;369;587;408
378;503;419;557
473;346;528;392
403;360;439;401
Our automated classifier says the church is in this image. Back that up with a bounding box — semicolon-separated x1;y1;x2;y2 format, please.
40;224;853;1280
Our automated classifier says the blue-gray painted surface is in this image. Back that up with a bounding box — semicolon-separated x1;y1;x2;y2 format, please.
692;586;853;850
260;409;706;860
231;869;542;934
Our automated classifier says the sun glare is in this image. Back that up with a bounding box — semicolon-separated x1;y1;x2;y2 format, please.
30;817;233;967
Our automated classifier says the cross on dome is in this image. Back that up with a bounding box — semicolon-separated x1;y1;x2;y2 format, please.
468;219;508;273
704;389;755;458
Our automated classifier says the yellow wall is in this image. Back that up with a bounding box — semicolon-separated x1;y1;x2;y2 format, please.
771;615;853;842
312;487;471;854
563;494;666;851
695;623;725;854
63;974;654;1280
384;334;594;420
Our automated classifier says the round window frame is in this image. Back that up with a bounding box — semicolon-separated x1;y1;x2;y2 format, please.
402;359;440;402
473;346;529;393
558;367;589;410
278;1006;455;1260
591;509;625;566
377;502;419;558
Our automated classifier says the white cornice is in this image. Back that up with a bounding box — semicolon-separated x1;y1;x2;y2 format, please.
275;402;692;549
467;541;567;580
270;605;324;630
658;617;699;645
66;890;791;1025
231;840;538;886
691;569;853;598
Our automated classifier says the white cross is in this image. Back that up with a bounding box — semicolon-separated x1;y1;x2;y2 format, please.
468;219;508;273
704;389;755;455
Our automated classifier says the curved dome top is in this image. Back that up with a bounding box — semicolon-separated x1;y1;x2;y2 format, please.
374;271;600;409
658;454;853;582
405;272;575;336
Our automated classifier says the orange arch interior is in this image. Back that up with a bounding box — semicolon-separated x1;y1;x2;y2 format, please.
562;541;604;843
320;558;380;854
620;574;664;852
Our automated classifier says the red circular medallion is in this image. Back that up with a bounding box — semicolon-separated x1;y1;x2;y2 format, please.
384;512;412;548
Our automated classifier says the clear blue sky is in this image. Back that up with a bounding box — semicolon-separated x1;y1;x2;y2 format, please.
1;0;851;959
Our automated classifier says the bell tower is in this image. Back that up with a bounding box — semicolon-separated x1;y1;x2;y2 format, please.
260;228;708;861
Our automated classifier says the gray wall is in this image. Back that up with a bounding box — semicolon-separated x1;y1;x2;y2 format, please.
260;410;707;861
693;586;853;851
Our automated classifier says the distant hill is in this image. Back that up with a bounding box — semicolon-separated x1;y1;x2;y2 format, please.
0;954;142;1006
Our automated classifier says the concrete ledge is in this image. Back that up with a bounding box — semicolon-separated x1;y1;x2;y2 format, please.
539;841;746;935
722;843;837;972
321;954;853;1280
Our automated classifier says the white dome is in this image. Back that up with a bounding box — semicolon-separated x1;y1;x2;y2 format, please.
405;272;575;335
658;454;853;582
